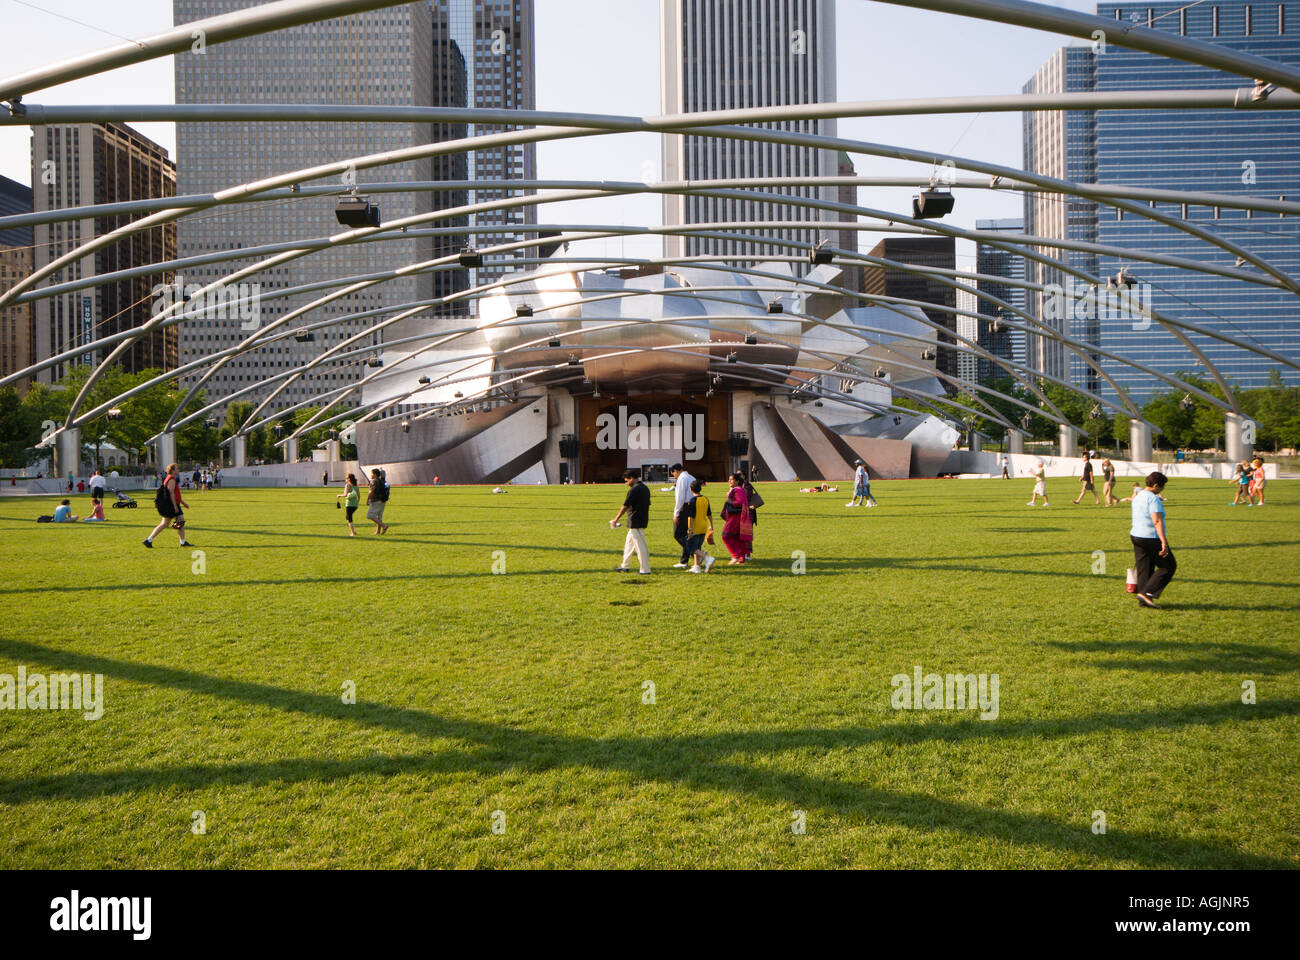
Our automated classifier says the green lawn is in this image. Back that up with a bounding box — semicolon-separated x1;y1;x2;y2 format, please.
0;478;1296;869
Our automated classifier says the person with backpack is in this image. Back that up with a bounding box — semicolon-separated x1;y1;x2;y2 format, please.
366;468;390;535
144;463;194;548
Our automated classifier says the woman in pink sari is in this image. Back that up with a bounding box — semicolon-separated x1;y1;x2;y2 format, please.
721;472;753;564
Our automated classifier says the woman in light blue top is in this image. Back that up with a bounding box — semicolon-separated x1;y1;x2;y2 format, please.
1129;471;1175;609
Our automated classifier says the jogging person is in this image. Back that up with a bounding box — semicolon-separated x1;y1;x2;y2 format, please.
611;468;651;574
143;463;194;548
1130;471;1175;609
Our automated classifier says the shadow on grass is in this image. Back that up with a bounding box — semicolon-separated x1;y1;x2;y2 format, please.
1044;638;1300;675
0;638;1295;869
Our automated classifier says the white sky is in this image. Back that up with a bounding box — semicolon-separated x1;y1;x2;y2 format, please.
0;0;1101;268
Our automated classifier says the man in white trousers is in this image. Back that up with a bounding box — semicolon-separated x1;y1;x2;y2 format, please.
611;468;652;574
669;462;696;568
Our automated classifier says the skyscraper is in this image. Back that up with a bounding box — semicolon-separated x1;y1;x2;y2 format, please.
660;0;838;263
432;1;537;294
30;123;177;384
1022;45;1098;387
174;1;435;408
954;271;980;386
0;175;34;391
173;2;537;411
1092;1;1300;398
861;236;958;386
974;217;1028;383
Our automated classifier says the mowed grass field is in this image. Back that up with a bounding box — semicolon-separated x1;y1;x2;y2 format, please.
0;477;1296;869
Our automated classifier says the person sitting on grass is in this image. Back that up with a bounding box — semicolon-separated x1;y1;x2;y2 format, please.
82;498;106;521
52;499;79;523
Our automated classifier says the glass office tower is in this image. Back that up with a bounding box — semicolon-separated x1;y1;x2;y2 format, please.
1093;2;1299;399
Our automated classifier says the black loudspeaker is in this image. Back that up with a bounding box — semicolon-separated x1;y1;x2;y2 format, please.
335;198;380;228
729;433;750;457
912;189;955;220
559;434;579;459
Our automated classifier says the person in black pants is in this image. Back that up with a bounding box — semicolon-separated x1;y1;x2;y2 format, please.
1129;471;1175;609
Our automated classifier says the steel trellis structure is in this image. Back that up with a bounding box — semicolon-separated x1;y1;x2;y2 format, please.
0;0;1294;464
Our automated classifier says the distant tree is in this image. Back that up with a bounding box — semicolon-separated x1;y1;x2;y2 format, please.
0;386;40;466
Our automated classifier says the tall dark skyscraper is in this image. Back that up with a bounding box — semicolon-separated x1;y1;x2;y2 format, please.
861;237;958;387
975;218;1027;384
0;175;34;391
31;123;177;383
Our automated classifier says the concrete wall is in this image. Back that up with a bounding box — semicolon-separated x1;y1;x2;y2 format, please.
943;450;1280;481
220;461;358;487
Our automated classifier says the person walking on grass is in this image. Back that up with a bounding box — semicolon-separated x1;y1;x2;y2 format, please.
366;468;390;534
720;472;753;565
337;473;360;536
611;468;651;574
681;478;716;574
1027;460;1050;507
1231;460;1252;505
847;459;877;508
1073;453;1099;505
143;463;194;548
1101;458;1118;506
1130;471;1175;609
1249;457;1267;506
669;463;696;568
1000;454;1010;479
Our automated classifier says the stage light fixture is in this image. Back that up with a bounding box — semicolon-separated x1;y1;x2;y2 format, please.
744;333;758;345
293;330;316;343
515;304;533;317
809;241;834;266
767;301;784;314
459;248;483;268
418;376;431;385
548;339;561;348
366;357;383;368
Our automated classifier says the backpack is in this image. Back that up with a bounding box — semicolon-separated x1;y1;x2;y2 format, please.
36;515;53;523
378;480;391;503
155;480;177;517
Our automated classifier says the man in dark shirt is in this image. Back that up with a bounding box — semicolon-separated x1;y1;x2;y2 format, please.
611;468;651;574
1073;454;1099;505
